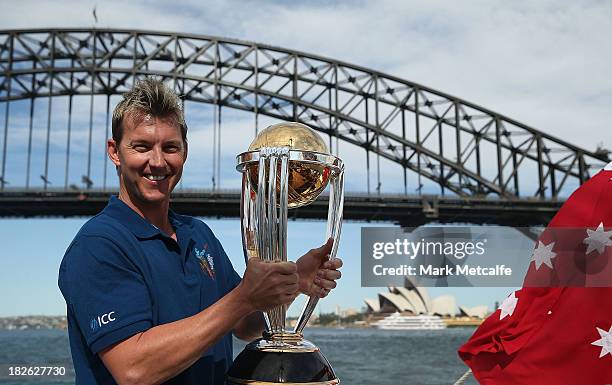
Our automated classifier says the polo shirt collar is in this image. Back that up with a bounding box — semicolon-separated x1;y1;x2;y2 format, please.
168;210;185;230
103;196;168;239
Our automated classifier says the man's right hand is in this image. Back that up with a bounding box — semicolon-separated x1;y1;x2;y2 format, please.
238;258;299;313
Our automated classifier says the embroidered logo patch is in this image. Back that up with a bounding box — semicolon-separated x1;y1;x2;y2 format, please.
90;311;116;332
194;244;215;279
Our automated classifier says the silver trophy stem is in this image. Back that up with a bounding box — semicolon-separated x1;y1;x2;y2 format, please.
239;173;251;262
327;169;344;259
266;153;282;333
278;155;289;263
250;157;272;331
268;154;278;263
250;148;291;336
255;155;268;261
277;154;289;331
241;173;272;331
255;154;273;332
294;168;344;334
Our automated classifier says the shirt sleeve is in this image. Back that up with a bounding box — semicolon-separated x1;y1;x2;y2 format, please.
59;235;153;354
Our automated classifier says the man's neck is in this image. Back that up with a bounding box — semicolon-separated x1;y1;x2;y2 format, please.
118;191;174;236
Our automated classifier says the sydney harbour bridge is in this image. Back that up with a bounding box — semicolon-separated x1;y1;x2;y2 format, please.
0;28;607;226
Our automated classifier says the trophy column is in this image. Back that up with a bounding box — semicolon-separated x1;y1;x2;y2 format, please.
294;170;344;334
230;122;344;385
250;147;291;336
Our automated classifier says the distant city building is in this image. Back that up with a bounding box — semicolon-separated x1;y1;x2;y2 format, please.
364;277;488;318
338;308;359;318
0;315;67;330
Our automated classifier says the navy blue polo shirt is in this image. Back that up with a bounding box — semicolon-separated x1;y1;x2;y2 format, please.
58;196;242;385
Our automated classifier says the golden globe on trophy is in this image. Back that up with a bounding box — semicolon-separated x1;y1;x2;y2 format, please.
228;122;345;385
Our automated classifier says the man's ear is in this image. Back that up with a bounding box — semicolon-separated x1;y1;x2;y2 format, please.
183;141;188;161
107;139;121;167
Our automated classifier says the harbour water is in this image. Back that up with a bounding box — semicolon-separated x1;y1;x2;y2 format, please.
0;327;479;385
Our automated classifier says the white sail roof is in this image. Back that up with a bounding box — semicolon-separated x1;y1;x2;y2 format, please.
431;295;457;316
413;286;433;314
378;292;415;313
395;287;427;314
459;305;489;319
364;298;381;313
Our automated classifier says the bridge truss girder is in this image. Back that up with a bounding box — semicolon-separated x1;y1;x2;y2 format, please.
0;28;607;200
0;189;562;227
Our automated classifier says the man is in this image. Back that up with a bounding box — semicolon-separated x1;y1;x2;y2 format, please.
58;78;343;385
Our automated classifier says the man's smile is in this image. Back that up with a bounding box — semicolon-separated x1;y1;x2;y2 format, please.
144;174;169;181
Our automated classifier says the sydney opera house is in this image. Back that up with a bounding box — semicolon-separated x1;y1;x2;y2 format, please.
364;277;489;319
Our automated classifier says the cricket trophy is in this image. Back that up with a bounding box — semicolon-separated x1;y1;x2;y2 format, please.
228;122;345;385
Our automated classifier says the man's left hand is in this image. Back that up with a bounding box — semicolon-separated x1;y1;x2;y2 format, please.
296;238;343;298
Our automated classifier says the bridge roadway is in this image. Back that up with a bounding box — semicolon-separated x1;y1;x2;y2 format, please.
0;190;562;226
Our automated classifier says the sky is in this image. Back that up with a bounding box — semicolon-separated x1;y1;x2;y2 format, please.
0;0;611;317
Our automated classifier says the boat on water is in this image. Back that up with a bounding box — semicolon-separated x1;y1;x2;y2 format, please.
373;312;447;330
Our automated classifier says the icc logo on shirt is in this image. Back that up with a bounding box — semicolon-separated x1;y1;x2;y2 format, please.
90;312;116;332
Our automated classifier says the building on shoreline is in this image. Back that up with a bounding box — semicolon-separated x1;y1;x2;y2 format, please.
0;315;67;330
364;277;488;320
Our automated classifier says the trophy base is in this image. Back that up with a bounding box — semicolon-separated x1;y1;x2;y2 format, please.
227;335;338;385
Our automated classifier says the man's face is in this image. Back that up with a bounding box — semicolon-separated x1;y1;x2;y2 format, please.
108;115;187;208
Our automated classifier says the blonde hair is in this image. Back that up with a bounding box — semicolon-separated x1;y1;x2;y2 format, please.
112;78;187;144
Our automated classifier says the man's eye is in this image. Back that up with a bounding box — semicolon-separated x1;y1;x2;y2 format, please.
133;145;149;152
164;146;180;153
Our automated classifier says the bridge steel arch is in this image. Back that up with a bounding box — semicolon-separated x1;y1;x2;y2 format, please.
0;28;608;224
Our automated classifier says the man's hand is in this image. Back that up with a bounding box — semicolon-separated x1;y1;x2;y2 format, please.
238;258;299;312
296;238;343;298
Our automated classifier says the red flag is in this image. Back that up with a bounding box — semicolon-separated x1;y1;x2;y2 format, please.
458;164;612;385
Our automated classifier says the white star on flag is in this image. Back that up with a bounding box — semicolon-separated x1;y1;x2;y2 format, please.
531;241;557;270
499;292;518;320
591;325;612;358
583;222;612;255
